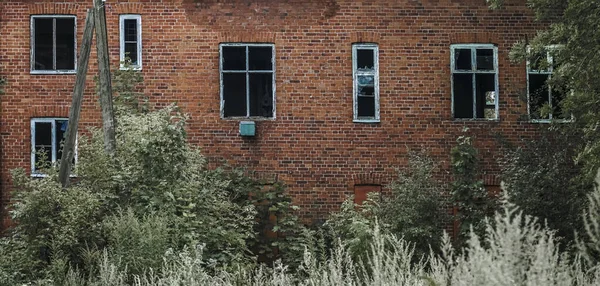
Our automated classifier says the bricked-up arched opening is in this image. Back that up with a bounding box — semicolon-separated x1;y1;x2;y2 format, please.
354;184;381;205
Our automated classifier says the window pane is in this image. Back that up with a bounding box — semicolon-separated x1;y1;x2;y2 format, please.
357;75;375;96
356;49;374;70
475;74;496;118
35;122;52;146
55;120;68;162
125;43;138;64
124;19;137;42
34;18;54;70
454;49;471;70
222;46;246;70
249;73;273;117
453;74;473;118
529;73;550;119
223;73;247;117
55;18;75;70
357;96;376;118
476;49;494;70
249;47;272;70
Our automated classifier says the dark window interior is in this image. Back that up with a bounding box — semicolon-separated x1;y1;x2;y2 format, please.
357;49;374;70
222;45;274;118
34;122;52;171
33;17;75;71
222;46;246;70
123;19;138;64
223;73;247;117
453;74;473;118
34;18;53;70
476;49;494;70
454;49;471;70
475;74;496;118
529;73;550;119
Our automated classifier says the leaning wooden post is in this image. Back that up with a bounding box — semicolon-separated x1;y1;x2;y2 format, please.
94;0;116;154
59;8;95;187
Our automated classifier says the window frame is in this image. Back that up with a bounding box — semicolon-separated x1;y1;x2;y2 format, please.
450;44;499;120
119;14;142;70
352;43;380;123
526;46;569;123
30;15;77;74
30;118;75;177
219;43;276;120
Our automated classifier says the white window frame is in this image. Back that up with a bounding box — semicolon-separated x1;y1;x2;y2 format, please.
30;15;77;74
119;14;142;70
30;118;76;177
450;44;499;120
526;46;569;122
352;43;380;123
219;43;276;120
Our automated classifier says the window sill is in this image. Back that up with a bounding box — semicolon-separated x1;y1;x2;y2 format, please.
222;117;275;121
119;65;142;71
31;173;77;178
354;119;380;124
453;118;500;122
529;119;573;124
30;70;76;75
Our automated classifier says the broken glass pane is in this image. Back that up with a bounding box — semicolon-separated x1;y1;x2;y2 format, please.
222;46;246;70
249;47;272;70
357;96;375;118
34;18;53;70
453;74;473;118
454;49;471;70
356;49;374;71
223;73;247;117
476;49;494;70
55;18;75;70
55;120;67;162
528;73;550;119
357;76;375;96
475;74;496;118
125;43;138;64
249;73;273;117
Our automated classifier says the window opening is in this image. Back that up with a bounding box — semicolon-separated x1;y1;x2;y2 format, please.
527;47;566;121
220;44;275;119
353;44;379;122
31;15;76;73
31;118;73;175
451;44;499;119
119;14;142;69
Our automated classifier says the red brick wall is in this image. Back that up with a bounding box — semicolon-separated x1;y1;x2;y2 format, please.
0;0;547;229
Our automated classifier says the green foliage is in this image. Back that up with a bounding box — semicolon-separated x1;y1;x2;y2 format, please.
380;151;449;259
490;0;600;181
577;169;600;265
502;129;590;245
451;131;497;243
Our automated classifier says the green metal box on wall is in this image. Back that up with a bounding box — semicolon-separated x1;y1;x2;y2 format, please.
240;121;255;137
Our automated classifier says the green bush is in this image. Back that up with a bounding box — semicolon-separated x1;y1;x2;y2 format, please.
502;129;590;245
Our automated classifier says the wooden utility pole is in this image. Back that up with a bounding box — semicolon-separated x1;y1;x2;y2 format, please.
59;8;95;187
94;0;116;155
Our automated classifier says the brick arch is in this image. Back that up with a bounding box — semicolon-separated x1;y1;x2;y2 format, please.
450;32;500;45
30;106;69;118
218;31;278;43
113;3;144;15
28;3;80;15
352;172;388;186
350;32;382;44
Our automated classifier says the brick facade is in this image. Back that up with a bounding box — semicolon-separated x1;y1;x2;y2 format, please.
0;0;546;230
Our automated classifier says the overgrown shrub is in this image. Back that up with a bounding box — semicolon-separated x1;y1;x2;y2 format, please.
502;129;590;245
451;131;497;243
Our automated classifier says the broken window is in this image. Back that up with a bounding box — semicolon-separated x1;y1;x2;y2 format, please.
31;15;76;73
119;14;142;69
31;118;74;175
220;44;275;118
527;47;567;121
451;44;498;119
353;44;379;122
